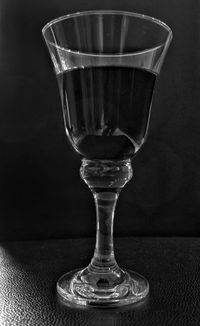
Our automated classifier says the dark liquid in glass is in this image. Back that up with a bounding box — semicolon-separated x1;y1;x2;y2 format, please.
57;66;157;159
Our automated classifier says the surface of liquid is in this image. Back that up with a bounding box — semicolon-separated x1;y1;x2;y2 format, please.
57;66;157;159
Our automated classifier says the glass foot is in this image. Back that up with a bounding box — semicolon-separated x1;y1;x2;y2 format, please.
57;267;149;308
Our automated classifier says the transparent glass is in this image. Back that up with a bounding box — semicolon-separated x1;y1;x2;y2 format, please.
42;10;172;308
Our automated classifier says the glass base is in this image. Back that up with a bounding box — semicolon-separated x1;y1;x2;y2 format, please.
57;267;149;308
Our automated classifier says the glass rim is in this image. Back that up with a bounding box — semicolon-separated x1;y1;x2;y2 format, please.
42;10;173;57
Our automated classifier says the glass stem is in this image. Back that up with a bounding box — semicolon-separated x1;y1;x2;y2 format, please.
90;191;119;272
80;158;133;274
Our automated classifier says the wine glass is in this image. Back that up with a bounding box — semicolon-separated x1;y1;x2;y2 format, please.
42;10;172;308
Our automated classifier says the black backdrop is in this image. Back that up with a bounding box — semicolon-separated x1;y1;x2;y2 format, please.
0;0;199;241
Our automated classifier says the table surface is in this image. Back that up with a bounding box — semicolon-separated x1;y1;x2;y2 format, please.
0;237;200;326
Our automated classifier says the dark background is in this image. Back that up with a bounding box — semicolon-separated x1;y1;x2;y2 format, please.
0;0;199;241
